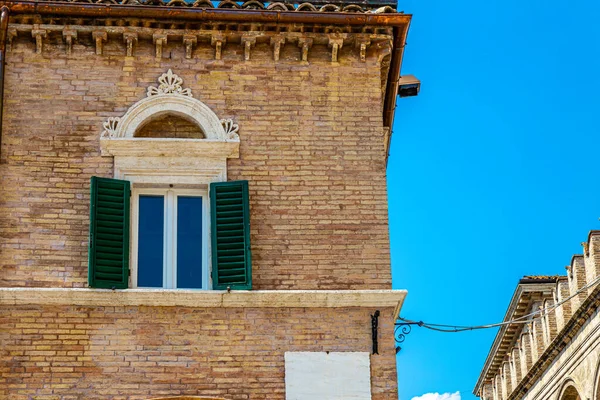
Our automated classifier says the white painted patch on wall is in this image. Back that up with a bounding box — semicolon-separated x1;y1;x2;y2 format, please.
284;352;372;400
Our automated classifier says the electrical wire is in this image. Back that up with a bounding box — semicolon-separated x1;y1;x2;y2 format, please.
398;273;600;333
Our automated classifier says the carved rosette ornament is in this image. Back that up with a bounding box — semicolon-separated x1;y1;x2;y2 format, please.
101;69;239;142
147;69;193;97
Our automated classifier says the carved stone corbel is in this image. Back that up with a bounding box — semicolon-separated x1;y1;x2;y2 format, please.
328;36;344;62
62;28;77;56
92;31;107;55
355;38;371;62
383;126;391;155
152;33;167;58
270;35;285;61
183;34;197;59
241;34;256;61
297;37;313;62
7;28;16;51
582;241;589;256
31;27;47;55
211;34;226;60
123;32;138;57
376;39;393;64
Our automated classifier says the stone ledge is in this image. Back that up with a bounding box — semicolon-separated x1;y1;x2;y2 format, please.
0;288;407;319
100;138;240;158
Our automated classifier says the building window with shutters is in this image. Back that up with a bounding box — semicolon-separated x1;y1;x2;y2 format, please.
89;70;251;291
132;188;209;289
88;178;252;291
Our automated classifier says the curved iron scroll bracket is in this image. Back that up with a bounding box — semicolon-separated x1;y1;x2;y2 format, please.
395;320;423;354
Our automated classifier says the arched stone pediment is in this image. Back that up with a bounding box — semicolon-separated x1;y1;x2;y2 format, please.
114;94;226;140
101;69;239;142
100;69;240;184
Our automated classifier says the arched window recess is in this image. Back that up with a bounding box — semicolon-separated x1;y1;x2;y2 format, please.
558;380;583;400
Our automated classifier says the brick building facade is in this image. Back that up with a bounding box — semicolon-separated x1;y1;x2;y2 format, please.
0;0;413;398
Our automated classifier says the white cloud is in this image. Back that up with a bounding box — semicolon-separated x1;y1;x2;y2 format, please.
411;391;461;400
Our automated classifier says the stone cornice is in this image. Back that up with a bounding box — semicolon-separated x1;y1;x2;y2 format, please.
8;23;393;63
474;282;558;394
507;283;600;399
0;288;407;318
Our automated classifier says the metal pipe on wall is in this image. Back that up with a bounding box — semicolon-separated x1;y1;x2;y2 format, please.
0;6;8;162
383;22;410;161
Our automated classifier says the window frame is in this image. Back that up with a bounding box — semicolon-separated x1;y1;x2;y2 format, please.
130;187;210;290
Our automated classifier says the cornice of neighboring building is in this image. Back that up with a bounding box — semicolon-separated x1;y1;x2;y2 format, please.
473;276;564;395
474;231;600;399
508;282;600;399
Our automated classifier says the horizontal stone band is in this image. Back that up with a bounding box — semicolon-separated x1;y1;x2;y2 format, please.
0;288;406;318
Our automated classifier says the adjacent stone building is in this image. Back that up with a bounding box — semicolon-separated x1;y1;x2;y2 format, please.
474;232;600;400
0;0;415;398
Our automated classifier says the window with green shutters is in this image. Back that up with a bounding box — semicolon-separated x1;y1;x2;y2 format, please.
88;176;131;289
210;180;252;290
88;177;252;290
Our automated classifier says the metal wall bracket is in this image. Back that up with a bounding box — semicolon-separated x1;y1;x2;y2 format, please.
371;310;380;355
395;320;423;354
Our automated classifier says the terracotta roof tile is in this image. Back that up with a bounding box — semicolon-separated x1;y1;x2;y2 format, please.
33;0;400;13
522;275;565;280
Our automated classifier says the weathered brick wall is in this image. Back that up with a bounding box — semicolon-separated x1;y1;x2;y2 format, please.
0;305;397;400
136;115;204;138
0;33;391;290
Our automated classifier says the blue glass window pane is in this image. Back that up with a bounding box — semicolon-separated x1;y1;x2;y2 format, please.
177;196;203;289
138;195;164;288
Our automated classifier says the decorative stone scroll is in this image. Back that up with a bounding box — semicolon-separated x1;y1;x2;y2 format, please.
102;117;121;139
220;119;239;141
147;69;192;97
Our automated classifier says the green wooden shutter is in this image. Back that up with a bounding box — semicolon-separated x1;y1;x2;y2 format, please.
210;180;252;290
88;176;130;289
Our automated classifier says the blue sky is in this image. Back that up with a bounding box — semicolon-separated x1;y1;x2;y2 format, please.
388;1;600;399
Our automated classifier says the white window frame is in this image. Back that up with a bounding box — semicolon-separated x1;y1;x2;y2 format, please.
130;187;210;290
